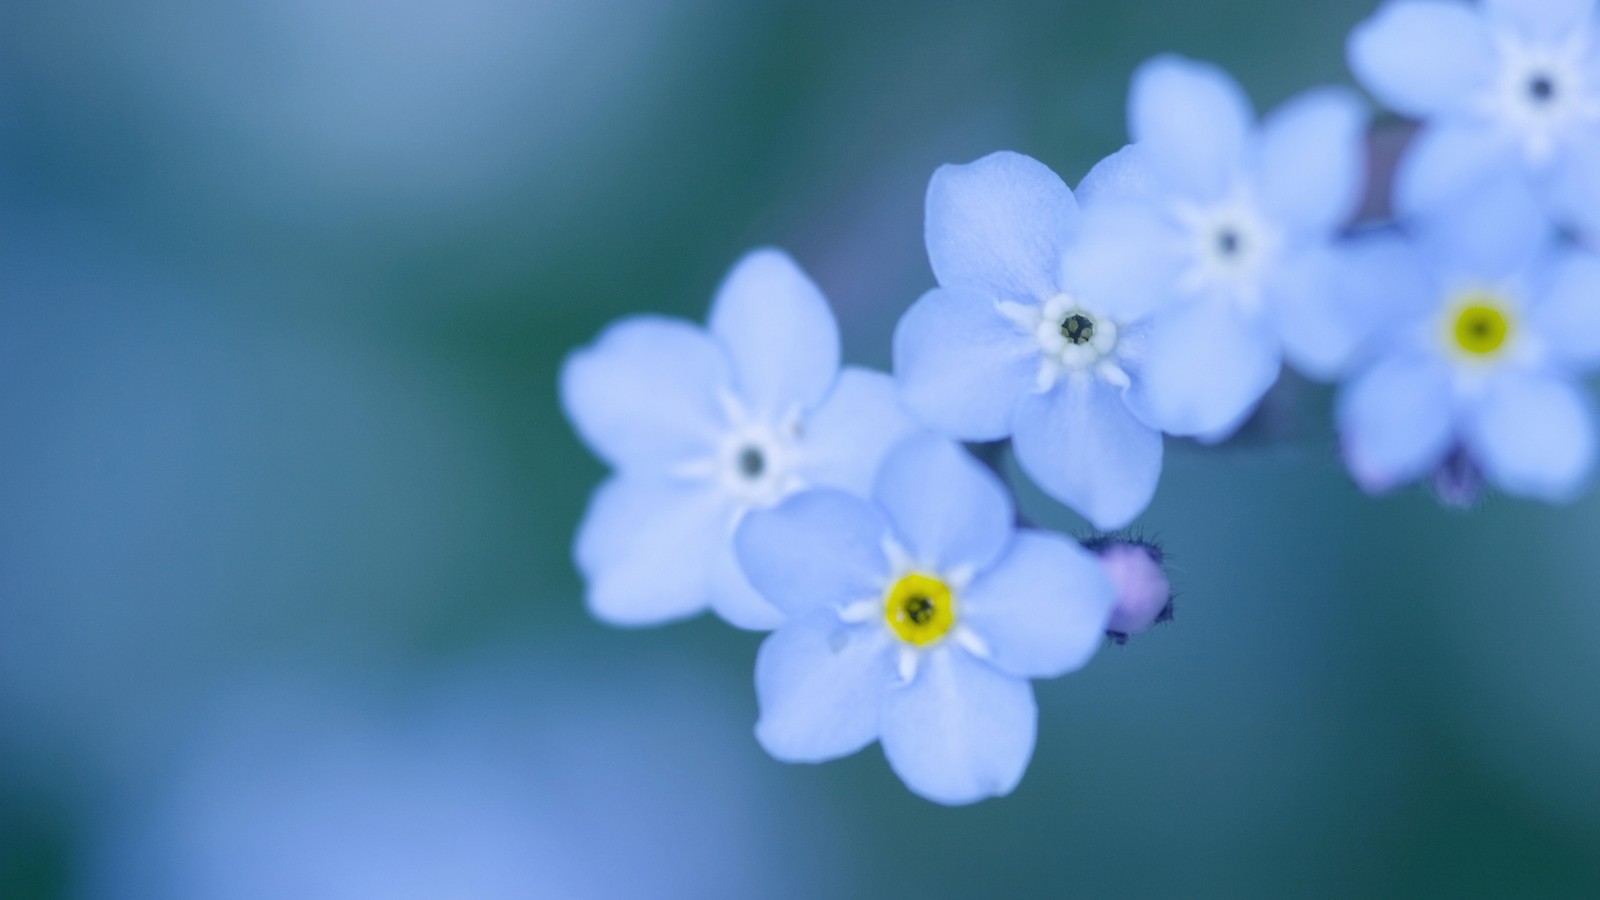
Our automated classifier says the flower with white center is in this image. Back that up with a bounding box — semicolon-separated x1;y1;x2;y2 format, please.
1349;0;1600;229
561;249;919;630
1062;56;1369;435
733;435;1117;805
892;151;1166;530
1318;179;1600;500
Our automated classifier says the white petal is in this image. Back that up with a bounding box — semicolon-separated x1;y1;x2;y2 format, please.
1010;376;1163;530
800;367;924;496
575;476;735;626
1129;55;1255;200
709;248;841;416
873;435;1014;576
961;531;1117;679
1336;352;1455;492
1252;87;1369;236
734;490;892;619
1348;1;1497;117
1530;248;1600;368
924;151;1078;303
1467;371;1596;501
755;611;895;763
560;316;731;473
1124;298;1283;437
880;648;1036;806
892;287;1038;441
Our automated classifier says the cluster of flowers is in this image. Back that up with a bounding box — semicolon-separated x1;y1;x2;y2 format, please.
560;0;1600;805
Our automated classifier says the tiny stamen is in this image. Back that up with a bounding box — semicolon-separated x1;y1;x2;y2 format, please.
1529;74;1556;103
1216;228;1241;257
1060;313;1095;346
738;446;765;479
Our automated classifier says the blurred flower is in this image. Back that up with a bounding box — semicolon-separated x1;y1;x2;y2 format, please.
562;249;917;630
893;151;1164;529
1066;56;1368;438
1348;0;1600;231
734;435;1115;805
77;656;843;900
1325;180;1600;500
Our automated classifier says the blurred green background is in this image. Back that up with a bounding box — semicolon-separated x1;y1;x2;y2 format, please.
3;0;1600;896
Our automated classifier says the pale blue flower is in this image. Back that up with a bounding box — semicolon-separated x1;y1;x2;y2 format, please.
734;435;1117;805
893;151;1165;530
561;249;918;630
1316;180;1600;500
1349;0;1600;230
1064;56;1369;436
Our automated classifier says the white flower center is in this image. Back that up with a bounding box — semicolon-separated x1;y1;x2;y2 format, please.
1172;191;1279;309
716;420;797;507
1482;30;1600;163
997;293;1129;393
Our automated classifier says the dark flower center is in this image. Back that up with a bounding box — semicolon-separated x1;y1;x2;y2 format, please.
1060;313;1095;345
1529;74;1556;103
1216;228;1242;257
738;446;766;479
902;594;935;625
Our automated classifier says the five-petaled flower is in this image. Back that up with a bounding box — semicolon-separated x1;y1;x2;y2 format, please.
1321;179;1600;499
1350;0;1600;231
734;435;1116;805
1065;55;1369;437
562;249;918;630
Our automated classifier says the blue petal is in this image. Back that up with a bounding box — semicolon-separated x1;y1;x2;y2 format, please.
1467;371;1596;501
734;489;892;619
560;316;731;473
880;648;1036;806
1545;130;1600;236
1485;0;1597;37
800;367;924;496
1336;352;1455;492
1060;200;1187;322
1531;249;1600;368
1128;55;1255;200
873;435;1013;575
1075;143;1159;207
709;543;787;631
1348;1;1497;117
708;248;841;417
1252;87;1369;236
1124;298;1282;437
961;530;1117;679
1395;120;1519;217
1418;172;1552;280
892;287;1038;441
1010;376;1163;530
924;151;1078;303
575;476;736;626
754;611;896;763
1272;237;1434;380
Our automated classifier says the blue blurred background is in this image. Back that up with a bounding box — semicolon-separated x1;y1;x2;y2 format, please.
4;0;1600;896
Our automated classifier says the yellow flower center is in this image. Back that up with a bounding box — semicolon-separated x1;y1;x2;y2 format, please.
884;573;956;646
1452;299;1512;357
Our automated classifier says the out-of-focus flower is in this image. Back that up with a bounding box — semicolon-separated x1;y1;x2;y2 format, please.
893;151;1165;529
562;249;917;629
734;435;1115;805
1322;180;1600;500
1349;0;1600;230
1066;56;1368;437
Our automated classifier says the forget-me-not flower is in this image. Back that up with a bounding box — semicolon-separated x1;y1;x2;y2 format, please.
734;434;1116;805
1318;180;1600;500
562;249;918;630
893;151;1166;530
1064;56;1369;436
1349;0;1600;229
